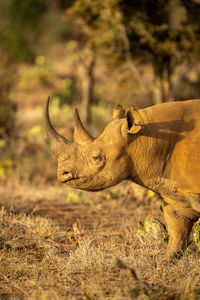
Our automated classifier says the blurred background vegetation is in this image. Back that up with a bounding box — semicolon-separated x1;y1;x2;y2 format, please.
0;0;200;184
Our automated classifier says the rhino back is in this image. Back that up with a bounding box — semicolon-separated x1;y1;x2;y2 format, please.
140;100;200;199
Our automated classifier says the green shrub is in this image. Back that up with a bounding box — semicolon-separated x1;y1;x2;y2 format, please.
193;220;200;251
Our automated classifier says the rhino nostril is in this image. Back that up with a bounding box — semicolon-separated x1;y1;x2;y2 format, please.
62;171;69;176
60;171;74;183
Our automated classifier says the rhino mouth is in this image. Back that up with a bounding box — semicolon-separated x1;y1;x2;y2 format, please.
61;172;78;183
61;173;106;191
60;172;88;185
60;172;104;190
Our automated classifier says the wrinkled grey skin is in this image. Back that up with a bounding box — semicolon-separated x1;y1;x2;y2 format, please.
44;97;200;260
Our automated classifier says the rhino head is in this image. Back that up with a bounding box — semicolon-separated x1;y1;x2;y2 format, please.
44;97;142;191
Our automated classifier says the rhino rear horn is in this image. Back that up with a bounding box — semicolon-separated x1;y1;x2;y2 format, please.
44;96;72;156
74;108;94;144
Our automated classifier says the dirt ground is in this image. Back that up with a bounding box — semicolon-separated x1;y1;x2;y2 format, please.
1;178;200;299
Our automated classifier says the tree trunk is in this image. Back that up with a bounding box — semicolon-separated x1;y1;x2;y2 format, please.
159;63;174;103
153;77;163;105
81;54;95;125
153;56;174;104
166;60;174;101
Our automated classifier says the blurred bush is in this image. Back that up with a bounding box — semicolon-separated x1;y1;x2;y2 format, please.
0;98;16;138
193;220;200;252
0;0;47;62
53;78;77;105
19;55;53;88
0;49;16;138
0;0;48;139
69;0;200;103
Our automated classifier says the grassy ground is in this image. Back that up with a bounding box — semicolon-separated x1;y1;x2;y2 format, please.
1;179;200;299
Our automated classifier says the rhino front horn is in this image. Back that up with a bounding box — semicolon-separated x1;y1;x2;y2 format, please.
44;96;72;156
73;108;94;144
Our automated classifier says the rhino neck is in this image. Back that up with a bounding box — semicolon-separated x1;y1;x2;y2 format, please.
127;107;178;193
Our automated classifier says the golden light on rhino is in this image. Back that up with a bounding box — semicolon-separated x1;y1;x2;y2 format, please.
44;96;200;260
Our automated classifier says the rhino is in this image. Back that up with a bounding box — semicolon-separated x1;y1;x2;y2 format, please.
44;96;200;259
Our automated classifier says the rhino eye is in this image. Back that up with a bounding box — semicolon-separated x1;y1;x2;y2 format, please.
93;155;103;163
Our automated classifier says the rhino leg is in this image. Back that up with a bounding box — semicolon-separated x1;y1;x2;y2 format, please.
163;205;198;259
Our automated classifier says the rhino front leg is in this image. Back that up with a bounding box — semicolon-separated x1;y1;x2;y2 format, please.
163;205;198;259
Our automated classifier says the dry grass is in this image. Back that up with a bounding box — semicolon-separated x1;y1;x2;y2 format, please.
0;181;200;300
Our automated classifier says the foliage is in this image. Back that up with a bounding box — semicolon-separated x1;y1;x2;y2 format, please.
49;13;75;42
69;0;126;62
0;0;47;62
69;0;200;101
66;187;83;203
47;96;74;127
53;78;77;105
0;97;16;138
104;190;119;200
25;125;42;139
0;160;13;180
19;55;53;88
193;220;200;251
91;104;112;130
137;217;158;240
0;0;47;139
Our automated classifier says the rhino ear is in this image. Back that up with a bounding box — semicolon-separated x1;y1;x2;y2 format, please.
74;108;94;144
113;104;125;120
124;106;142;134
